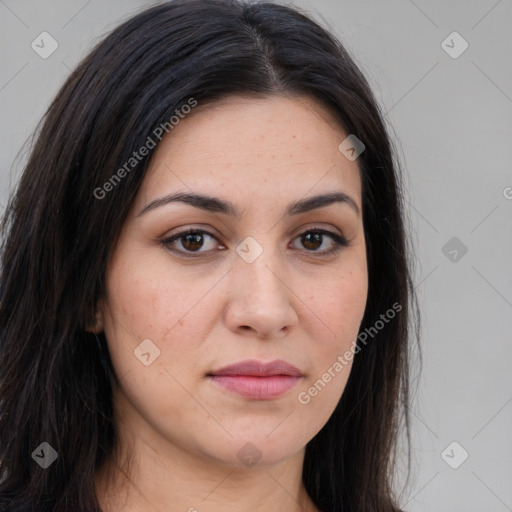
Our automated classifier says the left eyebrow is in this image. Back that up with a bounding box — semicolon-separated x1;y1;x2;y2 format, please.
287;191;360;217
137;191;360;218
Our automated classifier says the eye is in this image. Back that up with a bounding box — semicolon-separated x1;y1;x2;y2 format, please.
161;229;224;255
161;227;349;258
290;229;349;255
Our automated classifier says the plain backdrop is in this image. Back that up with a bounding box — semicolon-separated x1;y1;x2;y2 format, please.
1;1;511;511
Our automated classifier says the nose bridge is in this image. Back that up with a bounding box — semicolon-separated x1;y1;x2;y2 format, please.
226;236;297;336
236;239;287;302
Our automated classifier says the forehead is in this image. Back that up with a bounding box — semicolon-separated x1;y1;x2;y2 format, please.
137;95;362;210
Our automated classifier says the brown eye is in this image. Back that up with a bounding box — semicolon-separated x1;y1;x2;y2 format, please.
291;229;349;255
301;232;323;250
162;229;222;255
181;233;205;251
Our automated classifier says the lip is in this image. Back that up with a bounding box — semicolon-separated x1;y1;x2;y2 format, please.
207;359;304;400
209;359;303;378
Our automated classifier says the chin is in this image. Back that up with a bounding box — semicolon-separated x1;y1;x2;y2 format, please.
199;431;306;469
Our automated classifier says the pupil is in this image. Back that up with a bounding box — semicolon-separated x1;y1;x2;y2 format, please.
303;232;321;250
183;233;203;251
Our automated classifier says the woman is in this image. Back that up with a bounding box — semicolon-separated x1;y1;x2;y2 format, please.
0;1;420;510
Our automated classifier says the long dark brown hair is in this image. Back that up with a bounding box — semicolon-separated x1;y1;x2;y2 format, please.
0;1;420;510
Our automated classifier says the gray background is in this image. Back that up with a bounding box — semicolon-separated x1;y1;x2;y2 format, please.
1;1;511;510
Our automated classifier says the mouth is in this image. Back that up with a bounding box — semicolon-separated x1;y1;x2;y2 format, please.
207;359;304;400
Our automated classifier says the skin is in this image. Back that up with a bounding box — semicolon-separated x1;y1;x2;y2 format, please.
92;94;368;512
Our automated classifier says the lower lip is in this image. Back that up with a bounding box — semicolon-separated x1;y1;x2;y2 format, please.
208;375;302;400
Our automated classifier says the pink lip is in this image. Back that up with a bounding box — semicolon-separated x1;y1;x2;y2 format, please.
207;359;303;400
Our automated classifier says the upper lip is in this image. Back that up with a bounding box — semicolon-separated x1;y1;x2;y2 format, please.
208;359;303;377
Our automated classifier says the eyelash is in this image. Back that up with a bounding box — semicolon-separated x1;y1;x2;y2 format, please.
160;227;350;258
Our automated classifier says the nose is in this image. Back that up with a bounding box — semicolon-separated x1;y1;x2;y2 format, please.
223;246;299;339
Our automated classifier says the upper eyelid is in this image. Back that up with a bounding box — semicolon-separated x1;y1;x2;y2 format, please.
164;220;345;237
164;224;342;240
162;226;345;250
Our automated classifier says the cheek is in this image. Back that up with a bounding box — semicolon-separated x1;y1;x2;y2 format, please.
104;250;210;341
102;252;225;388
101;256;215;419
297;264;367;405
307;265;368;348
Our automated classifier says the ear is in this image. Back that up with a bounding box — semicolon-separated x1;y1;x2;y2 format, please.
85;299;105;334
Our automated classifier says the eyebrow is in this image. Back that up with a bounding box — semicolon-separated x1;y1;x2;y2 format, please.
137;190;360;217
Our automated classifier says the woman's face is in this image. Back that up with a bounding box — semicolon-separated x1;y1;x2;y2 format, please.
98;95;368;468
